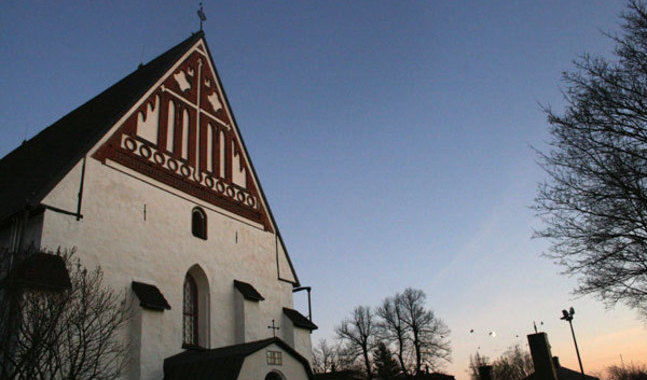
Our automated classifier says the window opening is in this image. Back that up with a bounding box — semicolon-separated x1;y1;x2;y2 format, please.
266;351;283;366
192;207;207;239
183;273;198;345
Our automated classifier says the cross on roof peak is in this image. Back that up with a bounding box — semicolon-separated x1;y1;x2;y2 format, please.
197;3;206;31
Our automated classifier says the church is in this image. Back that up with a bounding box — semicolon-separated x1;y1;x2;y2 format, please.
0;31;316;380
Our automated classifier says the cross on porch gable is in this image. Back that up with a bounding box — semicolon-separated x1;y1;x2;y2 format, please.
267;319;280;338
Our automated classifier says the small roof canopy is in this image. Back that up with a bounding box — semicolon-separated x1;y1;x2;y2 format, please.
233;280;265;301
283;307;318;331
11;252;71;291
132;281;171;311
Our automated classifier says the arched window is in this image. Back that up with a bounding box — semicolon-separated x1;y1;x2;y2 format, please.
183;273;198;346
192;207;207;239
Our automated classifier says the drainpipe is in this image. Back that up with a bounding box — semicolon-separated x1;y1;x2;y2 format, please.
76;156;86;221
292;286;312;321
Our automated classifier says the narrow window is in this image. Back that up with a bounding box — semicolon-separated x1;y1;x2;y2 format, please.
183;274;198;346
181;109;190;160
192;207;207;239
166;100;175;153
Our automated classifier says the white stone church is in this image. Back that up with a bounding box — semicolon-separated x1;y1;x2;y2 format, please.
0;31;316;380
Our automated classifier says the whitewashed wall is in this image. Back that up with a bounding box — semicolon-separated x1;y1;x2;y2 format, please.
37;155;307;380
237;343;310;380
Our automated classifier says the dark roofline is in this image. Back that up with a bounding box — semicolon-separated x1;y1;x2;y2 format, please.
164;337;313;379
199;39;301;287
0;32;203;223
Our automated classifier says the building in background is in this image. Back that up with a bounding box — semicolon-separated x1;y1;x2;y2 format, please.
0;31;316;380
525;333;599;380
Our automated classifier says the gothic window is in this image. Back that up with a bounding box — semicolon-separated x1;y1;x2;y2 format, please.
183;273;198;346
192;207;207;239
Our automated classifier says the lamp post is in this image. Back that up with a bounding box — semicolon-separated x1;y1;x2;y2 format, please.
560;307;585;380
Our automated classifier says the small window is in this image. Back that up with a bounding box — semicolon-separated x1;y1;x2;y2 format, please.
192;207;207;239
266;351;282;366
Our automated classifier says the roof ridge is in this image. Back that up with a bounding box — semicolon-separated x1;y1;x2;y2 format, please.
0;32;203;221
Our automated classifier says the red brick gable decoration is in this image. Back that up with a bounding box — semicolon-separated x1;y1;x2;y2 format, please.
94;45;273;232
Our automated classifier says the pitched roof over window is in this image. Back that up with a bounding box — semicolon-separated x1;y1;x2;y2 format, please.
163;337;313;380
233;280;265;301
283;307;318;331
132;281;171;311
11;252;71;291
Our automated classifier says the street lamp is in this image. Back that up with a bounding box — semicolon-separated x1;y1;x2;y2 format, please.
560;307;585;380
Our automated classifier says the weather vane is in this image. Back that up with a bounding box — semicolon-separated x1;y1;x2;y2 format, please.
197;2;207;31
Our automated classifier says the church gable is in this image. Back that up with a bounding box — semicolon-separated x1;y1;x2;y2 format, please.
93;40;272;232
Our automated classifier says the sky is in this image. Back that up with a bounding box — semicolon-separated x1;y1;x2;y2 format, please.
1;1;646;379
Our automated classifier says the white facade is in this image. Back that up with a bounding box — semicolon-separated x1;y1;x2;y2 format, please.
0;33;314;380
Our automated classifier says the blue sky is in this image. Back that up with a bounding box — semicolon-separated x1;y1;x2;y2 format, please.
1;1;645;378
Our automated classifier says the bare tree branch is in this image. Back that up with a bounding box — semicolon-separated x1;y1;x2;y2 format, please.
0;249;130;380
535;0;647;318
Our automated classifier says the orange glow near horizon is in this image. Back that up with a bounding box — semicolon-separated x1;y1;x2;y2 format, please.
555;327;647;377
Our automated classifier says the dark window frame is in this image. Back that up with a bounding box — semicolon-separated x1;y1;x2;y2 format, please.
191;207;207;240
183;273;199;346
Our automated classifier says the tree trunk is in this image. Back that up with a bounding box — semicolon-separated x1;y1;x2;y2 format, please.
397;336;406;375
414;334;422;375
363;345;373;380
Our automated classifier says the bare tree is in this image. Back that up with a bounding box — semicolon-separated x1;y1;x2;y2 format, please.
468;352;489;380
492;345;533;380
607;362;647;380
534;0;647;315
336;305;376;379
0;249;130;380
313;338;345;374
376;295;409;374
399;288;451;374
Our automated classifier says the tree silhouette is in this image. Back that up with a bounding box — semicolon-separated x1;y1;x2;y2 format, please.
336;306;375;379
376;294;409;374
400;288;451;374
535;0;647;316
373;342;401;380
0;249;130;380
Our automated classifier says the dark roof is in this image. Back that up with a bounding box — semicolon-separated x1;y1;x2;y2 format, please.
555;365;600;380
0;32;203;222
233;280;265;301
283;307;318;331
132;281;171;311
163;337;313;380
11;252;71;291
414;373;457;380
524;365;600;380
313;370;365;380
